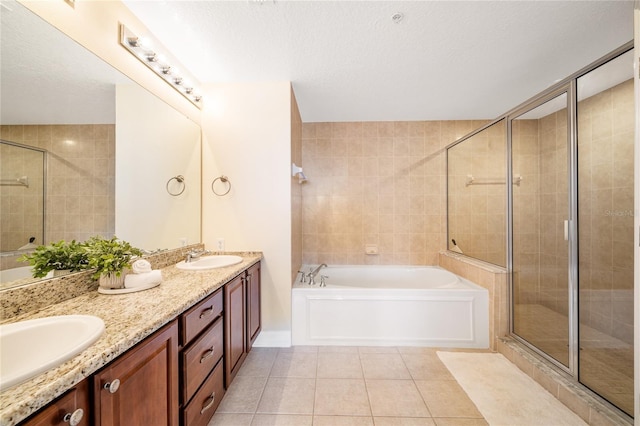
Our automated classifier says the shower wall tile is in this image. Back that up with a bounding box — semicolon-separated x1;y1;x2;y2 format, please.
0;124;115;255
513;79;634;346
301;121;460;266
578;79;634;344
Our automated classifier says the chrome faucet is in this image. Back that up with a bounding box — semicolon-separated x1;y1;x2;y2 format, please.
185;249;211;263
307;263;327;285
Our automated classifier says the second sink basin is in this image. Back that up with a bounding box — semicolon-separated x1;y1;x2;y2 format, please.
0;315;105;391
176;255;243;271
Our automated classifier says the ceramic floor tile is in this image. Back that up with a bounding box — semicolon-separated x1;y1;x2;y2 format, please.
207;413;254;426
366;379;431;417
313;416;374;426
279;346;318;353
269;351;318;378
401;353;455;381
256;377;316;415
315;378;371;416
432;419;489;426
237;348;278;377
373;417;436;426
415;380;482;418
361;353;411;379
317;352;363;378
358;346;399;354
250;414;313;425
318;345;359;353
216;376;267;413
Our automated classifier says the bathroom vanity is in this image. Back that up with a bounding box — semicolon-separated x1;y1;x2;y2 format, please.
1;253;262;426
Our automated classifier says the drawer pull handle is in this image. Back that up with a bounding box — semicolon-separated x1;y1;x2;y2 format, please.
200;392;216;414
104;379;120;394
200;347;215;363
199;307;214;319
63;408;84;426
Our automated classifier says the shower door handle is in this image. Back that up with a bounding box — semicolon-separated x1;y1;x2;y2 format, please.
564;220;570;241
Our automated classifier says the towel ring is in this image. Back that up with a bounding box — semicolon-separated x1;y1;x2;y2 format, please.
166;175;186;196
211;175;231;196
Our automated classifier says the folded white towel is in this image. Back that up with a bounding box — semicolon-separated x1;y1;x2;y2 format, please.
125;269;162;288
131;259;152;274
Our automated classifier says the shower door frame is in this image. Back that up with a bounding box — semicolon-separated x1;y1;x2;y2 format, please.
505;40;634;388
506;84;577;374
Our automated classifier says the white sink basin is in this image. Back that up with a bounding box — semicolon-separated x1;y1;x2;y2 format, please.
0;315;105;391
176;255;243;271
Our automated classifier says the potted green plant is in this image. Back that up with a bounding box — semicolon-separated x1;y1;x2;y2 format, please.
86;236;143;289
19;240;89;278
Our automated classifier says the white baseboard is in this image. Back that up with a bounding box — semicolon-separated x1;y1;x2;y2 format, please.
252;330;291;348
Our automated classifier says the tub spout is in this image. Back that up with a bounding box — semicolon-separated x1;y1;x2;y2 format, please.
308;263;328;285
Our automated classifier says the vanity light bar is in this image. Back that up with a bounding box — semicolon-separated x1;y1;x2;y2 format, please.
119;24;203;108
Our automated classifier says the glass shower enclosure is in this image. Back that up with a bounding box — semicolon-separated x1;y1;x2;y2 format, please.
510;45;635;417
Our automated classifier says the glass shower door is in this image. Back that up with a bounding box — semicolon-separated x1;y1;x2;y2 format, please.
511;91;571;368
576;49;634;417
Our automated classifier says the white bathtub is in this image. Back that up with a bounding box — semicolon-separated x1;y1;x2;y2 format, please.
291;265;489;348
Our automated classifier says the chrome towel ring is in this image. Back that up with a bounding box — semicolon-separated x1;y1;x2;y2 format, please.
211;175;231;196
166;175;186;196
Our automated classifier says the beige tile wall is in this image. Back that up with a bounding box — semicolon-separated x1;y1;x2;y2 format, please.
511;118;541;306
0;124;115;268
512;108;570;315
301;121;484;266
447;119;506;266
578;79;634;344
0;142;45;251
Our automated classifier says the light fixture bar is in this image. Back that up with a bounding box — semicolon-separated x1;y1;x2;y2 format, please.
119;24;202;108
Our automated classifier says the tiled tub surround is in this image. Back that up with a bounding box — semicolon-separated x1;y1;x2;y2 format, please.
301;120;490;267
438;251;508;352
0;250;262;426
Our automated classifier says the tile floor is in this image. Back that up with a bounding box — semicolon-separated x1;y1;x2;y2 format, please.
209;346;488;426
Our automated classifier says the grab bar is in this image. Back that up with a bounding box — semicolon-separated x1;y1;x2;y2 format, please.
0;176;29;188
466;174;521;187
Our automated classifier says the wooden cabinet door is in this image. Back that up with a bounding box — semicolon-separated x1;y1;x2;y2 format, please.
20;380;90;426
93;321;178;426
224;274;246;387
246;262;261;351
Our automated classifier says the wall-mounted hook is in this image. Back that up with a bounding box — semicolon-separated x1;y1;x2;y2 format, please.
292;163;308;184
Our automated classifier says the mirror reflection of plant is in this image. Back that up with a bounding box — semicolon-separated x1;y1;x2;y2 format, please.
85;236;143;280
19;240;89;278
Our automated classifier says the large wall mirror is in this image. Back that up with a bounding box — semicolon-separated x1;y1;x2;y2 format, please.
447;119;507;267
0;1;201;289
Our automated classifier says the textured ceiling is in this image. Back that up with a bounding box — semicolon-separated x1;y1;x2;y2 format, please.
0;1;634;125
122;0;634;122
0;0;131;125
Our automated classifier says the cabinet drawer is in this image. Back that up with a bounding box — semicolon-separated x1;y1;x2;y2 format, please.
181;318;224;404
182;360;225;426
180;288;223;345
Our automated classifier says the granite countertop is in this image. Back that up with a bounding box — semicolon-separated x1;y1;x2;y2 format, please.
0;253;262;426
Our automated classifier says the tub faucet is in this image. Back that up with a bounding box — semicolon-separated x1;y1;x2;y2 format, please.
185;249;211;263
307;263;327;285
